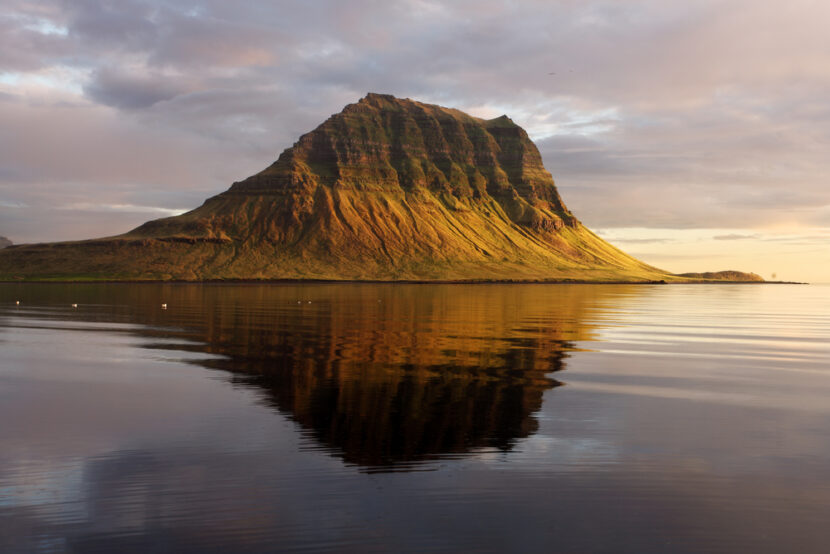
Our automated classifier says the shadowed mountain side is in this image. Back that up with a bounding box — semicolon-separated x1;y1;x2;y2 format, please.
0;94;675;282
7;283;608;470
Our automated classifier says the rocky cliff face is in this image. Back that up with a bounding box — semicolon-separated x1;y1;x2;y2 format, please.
0;94;673;282
224;93;576;232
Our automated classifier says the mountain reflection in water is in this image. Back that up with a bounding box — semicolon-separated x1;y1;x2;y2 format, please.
6;283;599;471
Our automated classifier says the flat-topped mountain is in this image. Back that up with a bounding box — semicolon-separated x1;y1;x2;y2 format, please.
0;94;756;282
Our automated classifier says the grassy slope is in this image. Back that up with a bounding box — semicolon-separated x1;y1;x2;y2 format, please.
0;188;672;282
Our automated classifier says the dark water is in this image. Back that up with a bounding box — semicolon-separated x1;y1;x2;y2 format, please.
1;283;829;553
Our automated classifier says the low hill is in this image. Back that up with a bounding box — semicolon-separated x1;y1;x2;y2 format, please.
678;271;764;282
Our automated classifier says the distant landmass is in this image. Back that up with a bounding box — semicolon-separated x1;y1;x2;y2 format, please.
678;271;764;282
0;236;11;249
0;94;761;283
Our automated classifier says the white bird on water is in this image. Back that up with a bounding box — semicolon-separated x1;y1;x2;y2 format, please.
72;304;78;308
15;300;19;305
161;303;168;309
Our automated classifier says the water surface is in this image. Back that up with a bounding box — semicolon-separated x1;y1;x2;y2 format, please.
1;283;828;552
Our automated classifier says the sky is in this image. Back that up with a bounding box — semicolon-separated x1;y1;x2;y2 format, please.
1;0;829;282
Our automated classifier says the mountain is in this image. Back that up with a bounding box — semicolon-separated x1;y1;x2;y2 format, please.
0;236;11;249
0;94;750;282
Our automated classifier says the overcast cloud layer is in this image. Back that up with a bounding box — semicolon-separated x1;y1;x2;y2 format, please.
1;0;829;279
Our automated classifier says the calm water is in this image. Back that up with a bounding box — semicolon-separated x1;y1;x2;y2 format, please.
1;283;829;553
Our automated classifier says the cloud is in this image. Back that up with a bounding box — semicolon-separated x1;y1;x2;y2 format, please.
610;238;673;244
0;14;70;72
65;0;158;52
713;234;759;241
83;66;191;109
0;199;27;208
56;202;188;216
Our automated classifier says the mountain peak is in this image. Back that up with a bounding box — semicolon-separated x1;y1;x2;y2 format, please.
487;114;517;126
359;91;400;103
